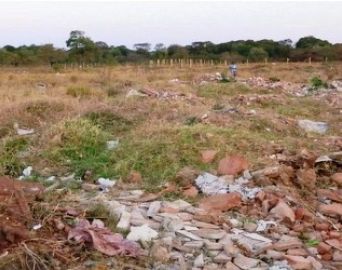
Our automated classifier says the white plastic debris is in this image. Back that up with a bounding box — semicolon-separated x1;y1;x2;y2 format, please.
46;176;56;182
298;120;328;134
126;224;158;242
116;211;131;230
23;166;33;177
33;224;42;230
106;140;119;150
227;184;261;200
195;173;228;194
256;220;277;232
126;89;148;97
97;178;116;190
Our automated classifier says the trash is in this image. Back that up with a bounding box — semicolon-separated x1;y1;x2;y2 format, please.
116;211;131;230
68;219;141;256
32;224;42;230
199;192;241;212
22;166;33;177
106;140;119;150
227;184;261;200
126;224;158;242
195;173;229;195
14;123;35;136
256;220;277;232
298;120;328;134
46;176;56;182
97;178;116;190
126;89;148;97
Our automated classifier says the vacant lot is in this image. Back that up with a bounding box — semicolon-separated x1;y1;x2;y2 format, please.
0;63;341;269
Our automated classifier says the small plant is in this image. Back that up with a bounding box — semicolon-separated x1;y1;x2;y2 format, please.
66;86;92;97
305;239;320;247
212;103;225;111
309;76;327;90
184;116;200;126
269;76;280;82
86;203;118;232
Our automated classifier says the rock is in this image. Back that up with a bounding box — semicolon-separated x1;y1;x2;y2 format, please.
270;200;295;223
286;249;308;256
176;166;199;187
183;241;204;249
283;255;312;270
176;230;203;241
307;256;323;270
204;263;220;270
126;224;158;242
126;89;148;97
225;262;240;270
234;254;260;269
325;238;342;250
199;193;241;212
147;201;161;217
194;253;205;268
296;168;316;190
128;171;142;184
116;211;131;230
218;155;248;176
182;186;199;198
82;183;98;191
319;203;342;217
23;166;33;177
331;173;342;186
214;252;231;263
205;240;224;250
192;220;220;229
317;242;332;255
163;199;192;211
298;120;328;134
333;250;342;261
272;235;303;251
151;243;170;262
244;222;257;232
16;127;35;136
193;229;226;240
97;178;116;189
265;249;284;260
163;219;184;232
106;140;119;150
223;239;240;257
201;150;218;164
231;230;272;255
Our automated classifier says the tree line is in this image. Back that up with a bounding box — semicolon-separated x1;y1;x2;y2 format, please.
0;30;341;67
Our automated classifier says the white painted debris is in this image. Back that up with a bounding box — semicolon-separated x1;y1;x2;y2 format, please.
256;220;277;232
23;166;33;177
106;140;119;150
97;178;116;189
46;176;56;182
126;224;158;242
194;253;205;268
315;155;332;163
298;120;328;134
195;173;228;194
147;201;161;217
231;229;272;254
228;184;261;200
116;211;131;230
126;89;148;97
33;224;42;230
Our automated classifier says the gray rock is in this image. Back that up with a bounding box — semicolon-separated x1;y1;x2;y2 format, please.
194;253;205;268
147;201;162;217
176;230;203;241
213;252;231;264
298;119;328;134
234;254;260;269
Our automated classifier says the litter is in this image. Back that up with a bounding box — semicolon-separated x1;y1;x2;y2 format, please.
106;140;119;150
97;178;116;190
256;220;277;232
126;224;158;242
23;166;33;177
298;120;328;134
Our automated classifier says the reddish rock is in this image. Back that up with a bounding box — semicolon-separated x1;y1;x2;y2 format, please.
217;155;248;176
295;207;314;222
270;200;295;223
199;192;241;212
328;231;341;239
200;150;218;164
317;242;332;255
128;171;142;184
319;203;342;217
160;206;179;213
321;253;332;261
331;173;342;186
315;222;330;231
284;255;312;270
326;239;342;250
182;186;199;198
317;189;342;203
287;248;308;256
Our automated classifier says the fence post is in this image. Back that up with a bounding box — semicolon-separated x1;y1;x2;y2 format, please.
170;59;173;67
149;60;153;67
286;58;289;64
325;57;328;63
246;59;249;66
308;57;311;64
189;58;193;68
265;58;268;64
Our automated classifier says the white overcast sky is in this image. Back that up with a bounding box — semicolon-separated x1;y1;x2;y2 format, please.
0;1;341;48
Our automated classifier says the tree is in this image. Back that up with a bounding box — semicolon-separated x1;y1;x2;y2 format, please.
66;30;97;64
248;47;268;61
167;45;188;58
296;36;331;49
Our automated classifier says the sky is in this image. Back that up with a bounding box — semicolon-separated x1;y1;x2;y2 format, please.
0;1;341;49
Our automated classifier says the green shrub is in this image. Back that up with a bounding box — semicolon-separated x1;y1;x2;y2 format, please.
309;76;327;90
66;86;92;97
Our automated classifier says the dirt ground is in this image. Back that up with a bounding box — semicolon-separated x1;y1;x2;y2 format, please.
0;62;341;269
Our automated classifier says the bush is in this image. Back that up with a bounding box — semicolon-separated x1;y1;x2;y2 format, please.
269;77;280;82
66;86;92;97
309;76;328;90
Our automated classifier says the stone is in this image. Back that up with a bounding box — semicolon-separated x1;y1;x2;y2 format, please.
286;249;308;256
265;249;284;260
182;186;199;198
218;155;248;176
298;120;328;134
283;255;312;270
331;173;342;186
317;242;332;254
225;262;240;270
163;218;184;232
147;201;161;217
213;252;231;264
234;254;260;269
192;220;220;229
319;203;342;217
116;210;131;230
272;235;303;251
176;166;199;187
244;222;257;232
270;200;295;223
201;150;218;164
163;200;192;211
176;230;203;241
128;171;142;184
194;253;205;268
333;250;342;261
193;229;226;240
183;241;204;249
126;224;158;242
151;243;170;262
199;193;241;212
307;256;323;270
205;240;224;250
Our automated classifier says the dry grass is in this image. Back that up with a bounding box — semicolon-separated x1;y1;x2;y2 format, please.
0;63;341;183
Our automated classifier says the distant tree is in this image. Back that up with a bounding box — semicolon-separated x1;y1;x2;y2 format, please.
167;45;188;58
248;47;268;61
134;43;151;52
153;43;166;58
66;30;97;64
296;36;331;49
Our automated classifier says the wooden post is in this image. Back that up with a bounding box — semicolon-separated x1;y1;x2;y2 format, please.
170;59;173;67
162;59;166;65
211;60;214;66
308;57;311;64
224;60;228;67
265;58;268;64
286;58;289;64
189;58;193;68
149;60;153;67
180;59;183;68
246;59;249;66
325;57;328;63
157;59;160;66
